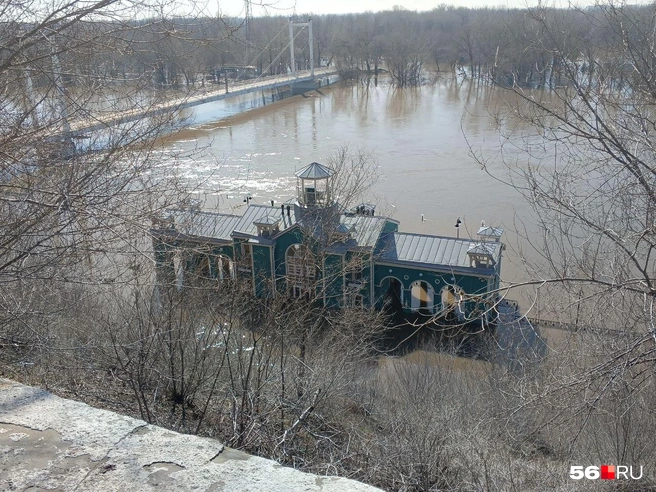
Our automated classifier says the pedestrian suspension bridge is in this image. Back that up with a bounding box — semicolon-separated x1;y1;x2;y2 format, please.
66;18;338;137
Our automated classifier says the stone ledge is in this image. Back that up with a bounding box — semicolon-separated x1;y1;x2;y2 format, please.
0;379;381;491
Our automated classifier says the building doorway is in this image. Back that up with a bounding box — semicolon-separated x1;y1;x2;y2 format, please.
380;276;404;312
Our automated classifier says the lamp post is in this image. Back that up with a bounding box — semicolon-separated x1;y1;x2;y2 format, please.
455;217;462;239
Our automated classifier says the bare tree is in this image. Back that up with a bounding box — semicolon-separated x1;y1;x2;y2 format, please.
0;0;228;367
470;1;656;470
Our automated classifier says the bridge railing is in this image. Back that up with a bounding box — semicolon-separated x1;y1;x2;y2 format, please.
65;68;339;136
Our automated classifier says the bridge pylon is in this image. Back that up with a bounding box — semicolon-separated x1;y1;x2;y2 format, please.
288;17;313;79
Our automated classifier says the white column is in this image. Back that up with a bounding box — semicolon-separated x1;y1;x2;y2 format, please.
309;18;314;77
289;17;296;77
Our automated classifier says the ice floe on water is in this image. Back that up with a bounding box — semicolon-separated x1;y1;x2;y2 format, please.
150;119;315;207
160;158;296;199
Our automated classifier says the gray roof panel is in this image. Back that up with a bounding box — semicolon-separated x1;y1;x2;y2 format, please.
161;208;497;274
477;226;504;237
378;232;502;271
468;243;497;255
254;215;280;225
172;210;240;242
234;204;297;235
294;162;334;179
341;214;388;248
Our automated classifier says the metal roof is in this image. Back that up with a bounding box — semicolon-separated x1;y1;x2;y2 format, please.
467;243;497;255
159;206;295;242
336;223;352;234
253;214;280;226
342;214;389;248
160;206;421;263
477;226;504;237
378;232;502;271
294;162;334;179
233;204;296;235
172;210;240;242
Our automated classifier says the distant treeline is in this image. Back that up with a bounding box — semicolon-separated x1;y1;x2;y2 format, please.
5;4;654;90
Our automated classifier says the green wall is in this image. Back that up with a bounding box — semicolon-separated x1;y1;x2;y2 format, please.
373;263;493;316
252;244;273;297
323;253;344;308
153;215;501;323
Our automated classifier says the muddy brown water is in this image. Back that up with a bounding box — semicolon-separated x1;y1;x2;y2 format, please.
159;76;552;307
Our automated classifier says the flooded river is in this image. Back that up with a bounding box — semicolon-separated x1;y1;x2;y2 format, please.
159;76;544;295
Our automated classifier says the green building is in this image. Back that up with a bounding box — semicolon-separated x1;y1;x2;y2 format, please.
152;162;504;324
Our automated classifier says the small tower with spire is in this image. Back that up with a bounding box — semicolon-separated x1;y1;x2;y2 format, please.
295;162;334;207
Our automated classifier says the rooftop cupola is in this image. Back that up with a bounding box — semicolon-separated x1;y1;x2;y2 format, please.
253;215;280;238
295;162;334;207
477;222;503;242
467;243;497;268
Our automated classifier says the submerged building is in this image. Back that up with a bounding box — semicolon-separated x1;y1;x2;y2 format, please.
152;162;504;323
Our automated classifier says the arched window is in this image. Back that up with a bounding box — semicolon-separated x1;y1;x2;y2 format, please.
286;244;315;298
441;285;465;321
410;280;434;314
194;254;211;279
379;276;404;311
189;253;221;286
216;255;234;280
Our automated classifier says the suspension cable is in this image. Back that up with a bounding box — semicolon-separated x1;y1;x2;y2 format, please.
234;24;287;83
257;26;307;80
246;23;287;67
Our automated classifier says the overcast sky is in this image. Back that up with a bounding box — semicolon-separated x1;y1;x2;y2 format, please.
215;0;551;17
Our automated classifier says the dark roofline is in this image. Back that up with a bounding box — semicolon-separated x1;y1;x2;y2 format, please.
151;229;233;246
384;231;502;259
390;230;477;243
374;258;497;277
169;209;241;219
272;222;301;240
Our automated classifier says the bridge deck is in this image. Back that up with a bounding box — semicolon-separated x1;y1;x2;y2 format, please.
68;68;339;135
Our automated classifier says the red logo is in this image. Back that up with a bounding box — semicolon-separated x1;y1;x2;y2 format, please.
570;465;642;480
601;465;616;480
